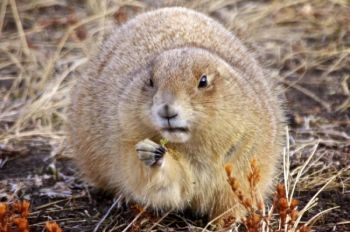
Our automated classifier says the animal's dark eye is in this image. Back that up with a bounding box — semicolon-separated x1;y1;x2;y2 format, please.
198;75;208;88
149;78;154;87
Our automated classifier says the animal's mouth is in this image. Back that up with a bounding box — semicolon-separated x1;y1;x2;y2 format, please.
159;126;191;143
161;127;189;133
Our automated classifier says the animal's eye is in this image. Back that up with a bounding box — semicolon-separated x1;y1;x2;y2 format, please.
149;78;154;87
198;74;208;88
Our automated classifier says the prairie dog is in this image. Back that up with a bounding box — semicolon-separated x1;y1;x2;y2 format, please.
67;7;285;219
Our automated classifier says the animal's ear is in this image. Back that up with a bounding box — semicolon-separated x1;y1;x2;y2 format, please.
216;64;231;83
217;64;228;76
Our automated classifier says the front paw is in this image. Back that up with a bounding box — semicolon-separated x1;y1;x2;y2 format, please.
135;139;166;166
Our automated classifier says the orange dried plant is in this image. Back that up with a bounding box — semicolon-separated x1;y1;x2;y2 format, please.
12;217;29;232
272;183;311;231
224;159;312;232
45;221;63;232
13;201;30;219
0;200;30;232
0;203;9;232
299;225;311;232
224;158;264;230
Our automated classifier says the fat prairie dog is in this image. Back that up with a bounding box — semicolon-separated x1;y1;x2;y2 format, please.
67;7;285;219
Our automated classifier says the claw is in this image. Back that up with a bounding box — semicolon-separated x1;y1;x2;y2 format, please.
136;139;166;166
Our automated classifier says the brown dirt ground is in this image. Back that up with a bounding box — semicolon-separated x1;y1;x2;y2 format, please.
0;0;349;231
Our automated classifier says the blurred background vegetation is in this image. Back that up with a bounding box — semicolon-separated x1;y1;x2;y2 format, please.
0;1;349;231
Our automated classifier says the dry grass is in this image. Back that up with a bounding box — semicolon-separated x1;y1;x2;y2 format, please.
0;0;349;231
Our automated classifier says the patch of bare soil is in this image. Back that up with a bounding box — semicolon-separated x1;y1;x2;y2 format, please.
0;0;349;231
1;148;349;231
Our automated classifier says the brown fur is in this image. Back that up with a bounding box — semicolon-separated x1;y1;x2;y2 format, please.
67;7;285;219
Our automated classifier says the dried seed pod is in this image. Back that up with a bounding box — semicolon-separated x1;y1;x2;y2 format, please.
225;163;233;177
299;225;311;232
257;198;264;210
21;201;30;218
45;221;63;232
243;198;252;209
279;210;287;225
13;217;29;232
276;183;286;198
251;213;261;224
0;203;6;217
290;209;299;222
290;198;299;210
278;197;288;210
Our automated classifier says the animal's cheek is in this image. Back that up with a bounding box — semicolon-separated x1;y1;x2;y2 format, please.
195;98;222;119
186;104;203;123
137;100;153;119
199;85;217;100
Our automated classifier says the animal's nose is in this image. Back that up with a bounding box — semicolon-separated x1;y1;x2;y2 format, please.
158;104;178;120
